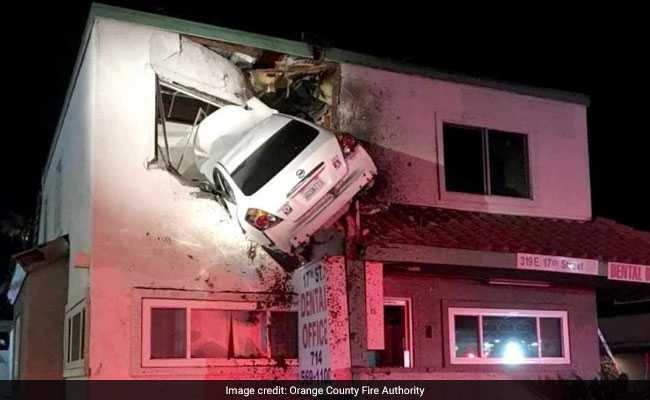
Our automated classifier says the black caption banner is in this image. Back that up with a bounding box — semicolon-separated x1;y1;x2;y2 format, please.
1;380;648;400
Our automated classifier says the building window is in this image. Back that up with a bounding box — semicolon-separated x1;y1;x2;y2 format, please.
11;315;21;379
142;299;298;367
64;303;86;370
448;308;570;364
154;77;218;177
0;331;9;351
160;85;217;125
54;158;63;233
374;298;413;368
443;123;531;198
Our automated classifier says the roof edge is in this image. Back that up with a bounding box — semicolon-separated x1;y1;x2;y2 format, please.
91;3;590;106
41;8;96;186
42;3;591;200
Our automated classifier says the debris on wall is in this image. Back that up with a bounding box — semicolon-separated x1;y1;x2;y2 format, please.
180;35;340;127
149;33;378;270
249;60;339;125
254;261;295;309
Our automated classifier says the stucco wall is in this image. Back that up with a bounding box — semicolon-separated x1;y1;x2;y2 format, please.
39;24;95;309
88;18;294;379
13;258;68;379
377;271;599;379
339;65;591;220
47;15;595;380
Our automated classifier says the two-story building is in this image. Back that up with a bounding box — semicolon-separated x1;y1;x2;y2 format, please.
7;3;649;380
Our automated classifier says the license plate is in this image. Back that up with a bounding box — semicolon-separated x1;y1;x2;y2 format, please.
303;179;325;201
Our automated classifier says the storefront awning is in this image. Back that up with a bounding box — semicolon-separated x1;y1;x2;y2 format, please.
5;237;69;305
359;203;650;283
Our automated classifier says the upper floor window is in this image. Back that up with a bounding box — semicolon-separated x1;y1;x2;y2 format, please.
161;86;216;125
449;308;570;365
443;123;531;198
54;159;63;232
142;299;298;367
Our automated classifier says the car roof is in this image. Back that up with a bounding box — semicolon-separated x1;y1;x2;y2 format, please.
220;114;294;173
195;103;295;180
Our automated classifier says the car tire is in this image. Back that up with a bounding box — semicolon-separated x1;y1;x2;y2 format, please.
261;246;303;271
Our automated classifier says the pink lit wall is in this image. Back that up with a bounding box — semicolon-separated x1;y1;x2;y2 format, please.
339;65;592;220
87;19;295;379
39;16;595;381
366;271;600;380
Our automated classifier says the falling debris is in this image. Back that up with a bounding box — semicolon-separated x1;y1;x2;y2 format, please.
247;241;258;263
249;60;338;123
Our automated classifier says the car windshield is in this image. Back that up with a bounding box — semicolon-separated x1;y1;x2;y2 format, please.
231;119;320;195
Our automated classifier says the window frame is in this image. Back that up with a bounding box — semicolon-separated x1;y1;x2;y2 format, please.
438;119;535;203
153;76;219;172
141;298;298;368
63;299;88;375
448;307;570;365
11;315;21;379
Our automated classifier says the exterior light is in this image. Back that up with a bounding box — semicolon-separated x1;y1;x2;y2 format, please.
503;341;524;365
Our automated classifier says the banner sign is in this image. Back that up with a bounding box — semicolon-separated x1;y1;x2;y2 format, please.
608;262;650;284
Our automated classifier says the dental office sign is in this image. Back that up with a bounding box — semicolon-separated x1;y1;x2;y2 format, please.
295;256;351;380
608;262;650;284
516;253;599;275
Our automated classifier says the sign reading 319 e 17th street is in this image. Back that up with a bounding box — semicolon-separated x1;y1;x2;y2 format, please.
516;253;599;275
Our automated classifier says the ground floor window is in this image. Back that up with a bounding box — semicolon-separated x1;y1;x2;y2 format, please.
375;298;413;368
142;299;298;367
449;308;570;365
64;300;87;372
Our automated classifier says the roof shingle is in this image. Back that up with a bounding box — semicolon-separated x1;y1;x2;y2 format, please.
360;203;650;265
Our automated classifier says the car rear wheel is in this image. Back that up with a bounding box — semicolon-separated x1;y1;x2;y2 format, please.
261;245;303;272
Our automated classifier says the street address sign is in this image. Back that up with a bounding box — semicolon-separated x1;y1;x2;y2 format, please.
516;253;599;275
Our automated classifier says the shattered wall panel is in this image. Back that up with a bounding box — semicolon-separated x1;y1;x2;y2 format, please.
150;32;249;106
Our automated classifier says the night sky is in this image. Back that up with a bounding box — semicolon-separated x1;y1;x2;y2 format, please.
3;2;649;230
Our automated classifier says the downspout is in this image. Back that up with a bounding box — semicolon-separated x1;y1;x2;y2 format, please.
344;201;360;260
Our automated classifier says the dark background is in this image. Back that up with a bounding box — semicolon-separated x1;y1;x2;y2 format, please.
1;3;648;316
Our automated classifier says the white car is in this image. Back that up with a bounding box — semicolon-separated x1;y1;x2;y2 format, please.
194;100;377;254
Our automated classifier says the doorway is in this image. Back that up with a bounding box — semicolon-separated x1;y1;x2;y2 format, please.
377;298;412;367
